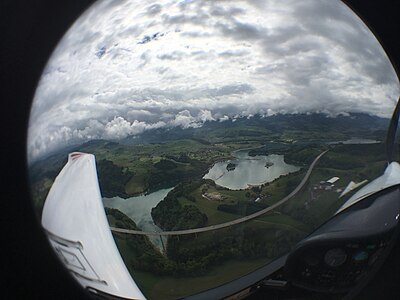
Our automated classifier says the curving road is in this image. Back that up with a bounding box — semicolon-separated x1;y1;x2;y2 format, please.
110;150;328;236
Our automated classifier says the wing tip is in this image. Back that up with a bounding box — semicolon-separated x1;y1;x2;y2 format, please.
68;152;89;162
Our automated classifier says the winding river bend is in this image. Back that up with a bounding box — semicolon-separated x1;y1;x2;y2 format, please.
203;150;300;190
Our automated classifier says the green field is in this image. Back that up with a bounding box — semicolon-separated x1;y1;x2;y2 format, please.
132;258;271;300
28;113;392;298
113;214;305;299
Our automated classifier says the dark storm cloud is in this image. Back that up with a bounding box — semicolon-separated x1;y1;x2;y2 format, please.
254;52;330;87
261;26;310;56
362;57;397;85
287;55;330;86
296;1;397;87
217;20;265;41
342;41;397;86
210;5;244;17
270;25;305;43
284;82;380;116
205;84;255;97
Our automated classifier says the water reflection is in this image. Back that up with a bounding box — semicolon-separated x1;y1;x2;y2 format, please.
103;187;173;251
328;138;381;145
204;151;300;190
27;0;399;299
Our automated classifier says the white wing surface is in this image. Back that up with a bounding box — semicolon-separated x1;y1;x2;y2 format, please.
336;162;400;214
42;152;145;299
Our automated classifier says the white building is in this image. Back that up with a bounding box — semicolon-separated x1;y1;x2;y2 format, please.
326;177;340;184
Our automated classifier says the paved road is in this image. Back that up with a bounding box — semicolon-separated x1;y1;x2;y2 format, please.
111;150;328;236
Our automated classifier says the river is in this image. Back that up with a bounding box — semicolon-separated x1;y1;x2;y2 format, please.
103;187;173;252
203;150;300;190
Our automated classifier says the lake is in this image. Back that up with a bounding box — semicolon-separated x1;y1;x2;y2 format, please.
103;187;173;252
328;138;380;145
203;150;300;190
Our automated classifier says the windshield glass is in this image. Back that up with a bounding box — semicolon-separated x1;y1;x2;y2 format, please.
27;0;400;299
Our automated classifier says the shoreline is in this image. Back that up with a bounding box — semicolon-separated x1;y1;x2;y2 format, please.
118;145;298;200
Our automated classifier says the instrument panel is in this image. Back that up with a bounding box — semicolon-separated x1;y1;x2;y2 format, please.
285;185;400;294
291;236;390;293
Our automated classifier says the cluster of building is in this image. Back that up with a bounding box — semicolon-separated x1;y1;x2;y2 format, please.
314;177;342;193
312;176;369;199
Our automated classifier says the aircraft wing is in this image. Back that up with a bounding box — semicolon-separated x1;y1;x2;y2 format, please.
41;152;145;299
336;161;400;214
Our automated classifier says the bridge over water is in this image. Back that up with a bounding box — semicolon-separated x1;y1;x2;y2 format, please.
110;150;328;236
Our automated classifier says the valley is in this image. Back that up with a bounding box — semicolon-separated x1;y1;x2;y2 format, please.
28;113;391;299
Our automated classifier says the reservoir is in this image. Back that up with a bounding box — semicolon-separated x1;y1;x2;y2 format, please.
328;138;380;145
103;187;173;252
203;151;300;190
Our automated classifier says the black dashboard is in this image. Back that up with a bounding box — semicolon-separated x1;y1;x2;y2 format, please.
285;186;400;295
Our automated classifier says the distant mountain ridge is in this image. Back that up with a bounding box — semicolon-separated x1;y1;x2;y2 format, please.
29;112;389;165
121;112;389;145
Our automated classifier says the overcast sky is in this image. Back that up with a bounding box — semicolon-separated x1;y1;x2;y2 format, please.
27;0;400;162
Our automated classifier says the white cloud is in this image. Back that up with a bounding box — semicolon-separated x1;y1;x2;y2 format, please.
219;115;229;122
103;117;166;139
170;110;199;129
198;109;215;123
27;0;399;162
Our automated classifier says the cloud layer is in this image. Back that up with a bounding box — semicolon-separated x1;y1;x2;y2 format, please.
28;0;399;162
